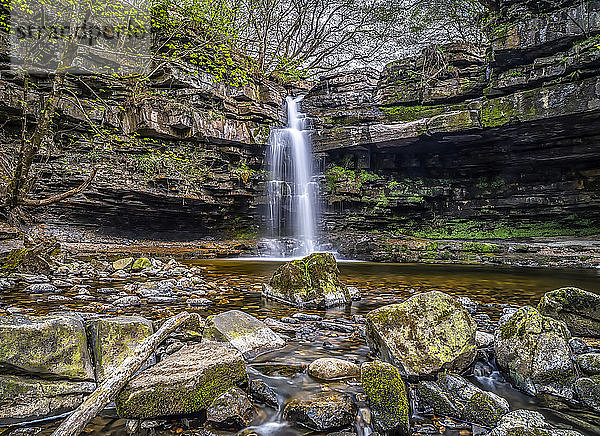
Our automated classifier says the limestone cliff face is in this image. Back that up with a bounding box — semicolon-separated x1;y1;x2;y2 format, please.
304;0;600;249
0;59;286;239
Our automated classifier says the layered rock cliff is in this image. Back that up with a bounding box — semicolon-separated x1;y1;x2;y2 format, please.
304;0;600;265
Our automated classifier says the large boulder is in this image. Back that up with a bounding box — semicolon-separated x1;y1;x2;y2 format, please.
86;316;154;382
488;409;584;436
361;360;410;436
262;252;351;308
538;287;600;337
0;314;94;381
365;291;477;376
115;342;248;419
495;306;577;399
203;310;285;359
0;375;96;424
283;392;357;431
416;373;509;427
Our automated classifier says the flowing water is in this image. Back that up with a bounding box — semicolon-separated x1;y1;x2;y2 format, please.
5;261;600;435
264;96;319;258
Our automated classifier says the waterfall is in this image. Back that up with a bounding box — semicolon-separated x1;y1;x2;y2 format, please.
265;96;319;258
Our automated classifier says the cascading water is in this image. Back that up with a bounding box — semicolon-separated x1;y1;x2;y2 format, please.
265;96;319;258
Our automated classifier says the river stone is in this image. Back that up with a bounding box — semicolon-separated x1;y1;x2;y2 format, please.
115;341;248;419
87;316;154;381
575;353;600;375
24;283;58;294
113;296;141;307
263;252;351;308
112;257;134;271
495;306;577;399
203;310;285;359
416;373;509;427
0;314;94;381
538;287;600;337
131;257;152;272
283;392;357;431
488;409;584;436
365;291;477;376
361;360;410;436
206;387;254;429
248;379;278;408
575;376;600;412
308;358;360;380
0;374;96;424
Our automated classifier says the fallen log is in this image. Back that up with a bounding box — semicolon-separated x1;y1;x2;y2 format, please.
51;311;191;436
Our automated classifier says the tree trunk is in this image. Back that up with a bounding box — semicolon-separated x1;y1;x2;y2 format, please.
51;311;191;436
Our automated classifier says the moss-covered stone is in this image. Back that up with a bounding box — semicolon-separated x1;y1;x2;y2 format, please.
115;341;248;419
131;257;152;272
495;306;576;399
575;353;600;376
488;409;583;436
86;316;154;382
0;314;94;381
202;310;284;359
112;257;134;271
538;287;600;337
365;291;477;376
361;360;410;436
416;373;508;428
263;252;350;308
0;374;96;424
283;392;357;431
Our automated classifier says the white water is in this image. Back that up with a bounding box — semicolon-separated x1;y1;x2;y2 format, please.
265;96;319;258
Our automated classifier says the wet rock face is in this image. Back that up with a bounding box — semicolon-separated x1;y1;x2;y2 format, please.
365;291;477;376
488;409;584;436
283;392;357;431
115;341;248;419
206;387;254;430
86;316;154;382
263;253;351;309
538;287;600;337
416;373;509;428
0;314;95;381
495;306;577;399
0;375;96;424
203;310;285;359
361;360;410;436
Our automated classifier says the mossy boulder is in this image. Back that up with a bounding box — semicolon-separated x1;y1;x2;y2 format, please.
538;287;600;337
488;409;584;436
417;373;509;428
0;374;96;424
575;375;600;413
0;314;94;381
115;341;247;419
206;387;254;430
112;257;134;271
86;316;154;382
283;392;357;431
361;360;410;436
495;306;577;399
131;257;152;272
365;291;477;376
262;252;350;308
203;310;284;359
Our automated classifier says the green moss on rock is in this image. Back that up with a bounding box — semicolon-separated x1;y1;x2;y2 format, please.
361;360;410;436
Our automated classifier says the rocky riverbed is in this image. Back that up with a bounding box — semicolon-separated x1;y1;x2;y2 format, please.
1;253;600;435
